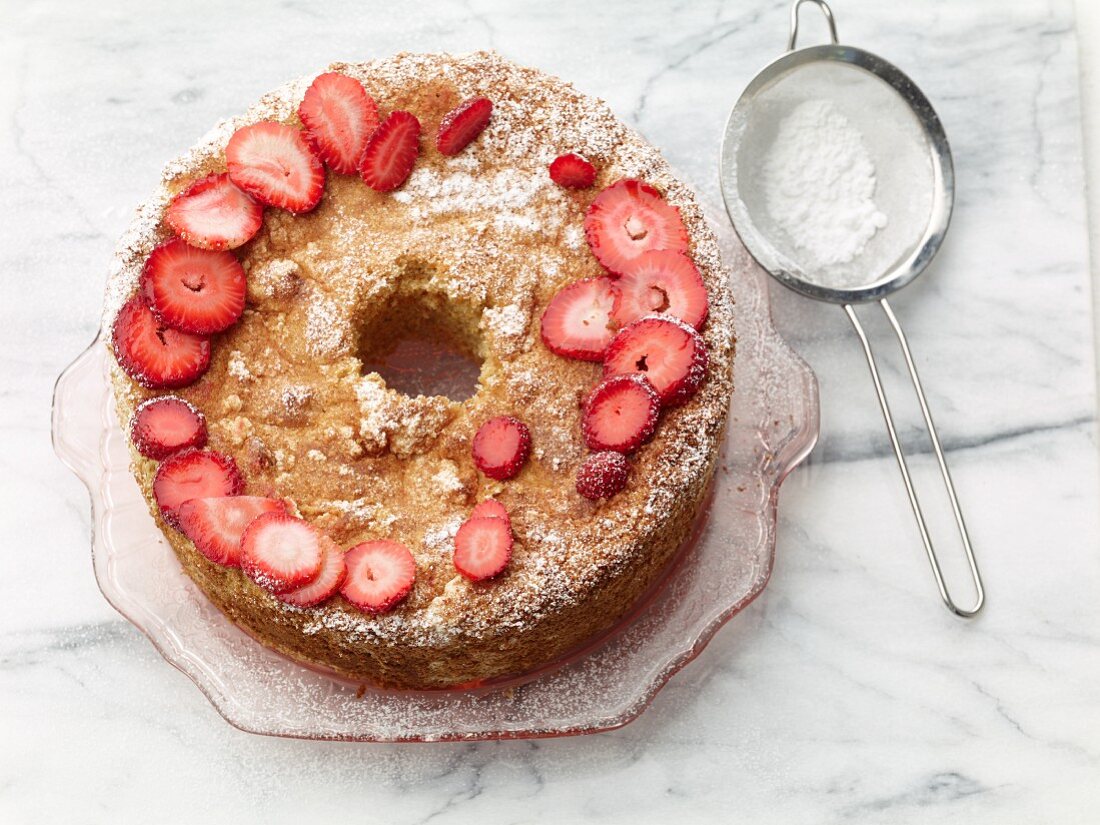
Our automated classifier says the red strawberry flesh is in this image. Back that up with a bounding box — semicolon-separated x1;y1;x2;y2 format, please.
584;179;689;276
471;416;531;480
112;296;211;389
152;448;244;529
226;122;325;213
539;277;617;361
436;97;493;156
341;540;416;614
298;72;380;175
165;173;263;251
549;153;597;189
129;395;207;460
576;451;631;500
603;316;708;406
240;512;324;593
278;536;348;608
140;239;246;335
178;495;286;566
359;110;421;191
612;249;708;330
470;499;509;523
582;373;661;453
453;517;512;581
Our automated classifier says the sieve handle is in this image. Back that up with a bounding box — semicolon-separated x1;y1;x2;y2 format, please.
788;0;839;51
843;299;985;617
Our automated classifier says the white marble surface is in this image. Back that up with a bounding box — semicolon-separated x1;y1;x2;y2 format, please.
3;0;1098;821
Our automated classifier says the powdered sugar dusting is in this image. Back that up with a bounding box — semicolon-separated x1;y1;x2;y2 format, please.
227;350;253;382
482;303;528;355
430;460;466;498
304;294;347;357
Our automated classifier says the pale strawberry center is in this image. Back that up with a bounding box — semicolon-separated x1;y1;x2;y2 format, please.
158;416;195;444
624;214;648;241
647;286;670;312
584;302;607;327
182;270;206;292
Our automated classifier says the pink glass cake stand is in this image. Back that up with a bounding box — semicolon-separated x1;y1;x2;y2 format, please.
52;252;818;742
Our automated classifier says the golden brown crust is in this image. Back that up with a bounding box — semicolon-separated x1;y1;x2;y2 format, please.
105;51;735;689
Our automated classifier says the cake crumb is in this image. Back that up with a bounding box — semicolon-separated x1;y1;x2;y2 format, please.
247;257;301;302
227;351;253;382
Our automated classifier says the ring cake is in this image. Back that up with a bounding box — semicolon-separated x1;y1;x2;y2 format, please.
104;51;736;690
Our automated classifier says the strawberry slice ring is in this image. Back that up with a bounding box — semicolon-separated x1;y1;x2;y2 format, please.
341;540;416;614
278;536;348;608
111;296;211;390
178;496;287;567
472;416;532;480
612;249;709;330
129;395;207;460
539;277;617;361
470;499;510;524
152;449;244;529
453;517;513;582
165;173;263;251
226;122;325;214
603;315;709;407
582;374;661;454
576;451;631;501
140;239;246;335
359;110;421;191
549;153;597;189
436;96;493;156
241;512;325;593
584;179;690;276
298;72;380;175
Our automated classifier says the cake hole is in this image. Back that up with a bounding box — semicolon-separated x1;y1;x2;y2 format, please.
357;288;484;402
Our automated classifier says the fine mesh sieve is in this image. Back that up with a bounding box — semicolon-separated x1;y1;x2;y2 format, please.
719;0;984;616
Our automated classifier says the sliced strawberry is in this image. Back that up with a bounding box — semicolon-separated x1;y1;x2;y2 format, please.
359;110;421;191
226;122;325;213
297;72;380;175
549;153;596;189
612;250;708;330
539;277;617;361
177;495;286;566
240;512;324;593
165;173;263;251
278;535;347;607
436;97;492;156
453;517;512;581
470;499;509;524
582;374;660;453
472;416;531;481
576;451;630;500
584;179;690;276
152;448;243;529
139;239;246;335
112;296;211;389
341;540;416;613
604;316;708;406
129;395;207;460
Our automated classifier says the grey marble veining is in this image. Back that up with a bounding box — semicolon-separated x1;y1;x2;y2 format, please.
2;0;1098;822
